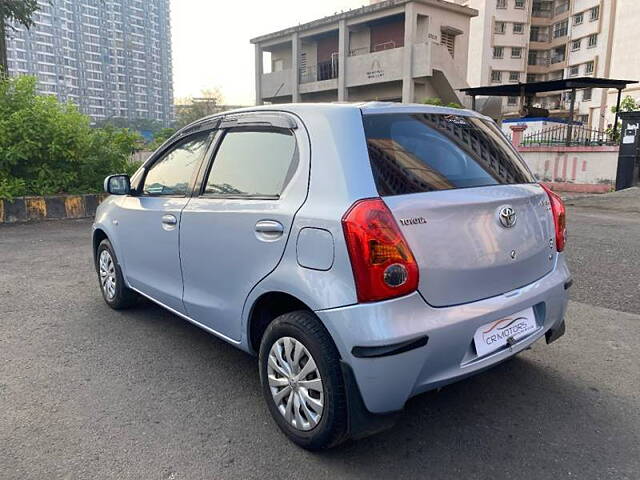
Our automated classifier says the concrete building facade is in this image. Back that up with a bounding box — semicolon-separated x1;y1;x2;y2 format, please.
456;0;618;128
251;0;478;106
606;0;640;123
4;0;174;125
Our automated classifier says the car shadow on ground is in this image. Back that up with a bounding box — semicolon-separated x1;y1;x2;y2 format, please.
112;299;632;478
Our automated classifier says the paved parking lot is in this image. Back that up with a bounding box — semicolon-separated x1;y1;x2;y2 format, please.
1;194;639;479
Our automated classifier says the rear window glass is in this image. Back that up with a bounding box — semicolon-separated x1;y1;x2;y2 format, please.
363;113;534;196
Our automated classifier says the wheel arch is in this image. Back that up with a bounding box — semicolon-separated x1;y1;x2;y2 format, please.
247;291;314;355
92;228;109;267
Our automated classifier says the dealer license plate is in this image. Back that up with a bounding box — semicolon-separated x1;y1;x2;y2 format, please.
473;308;537;357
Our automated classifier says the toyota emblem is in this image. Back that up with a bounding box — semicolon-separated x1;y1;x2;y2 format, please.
498;206;517;228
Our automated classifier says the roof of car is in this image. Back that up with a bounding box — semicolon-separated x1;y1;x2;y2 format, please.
183;102;487;133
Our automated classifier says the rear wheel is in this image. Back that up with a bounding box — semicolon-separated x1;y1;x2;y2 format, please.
258;310;348;450
96;239;137;309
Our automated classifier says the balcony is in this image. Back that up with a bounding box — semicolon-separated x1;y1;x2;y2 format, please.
528;56;550;66
299;60;339;94
259;41;439;98
532;8;552;18
299;60;338;84
530;31;549;42
346;46;405;87
261;69;292;100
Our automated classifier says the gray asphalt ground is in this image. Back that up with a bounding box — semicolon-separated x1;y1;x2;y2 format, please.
1;193;639;479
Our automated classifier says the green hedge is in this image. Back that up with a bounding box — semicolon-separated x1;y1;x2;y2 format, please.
0;75;141;200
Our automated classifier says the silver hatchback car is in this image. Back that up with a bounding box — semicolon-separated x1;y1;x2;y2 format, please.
93;103;570;449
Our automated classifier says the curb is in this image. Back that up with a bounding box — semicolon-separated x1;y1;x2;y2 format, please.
0;194;107;224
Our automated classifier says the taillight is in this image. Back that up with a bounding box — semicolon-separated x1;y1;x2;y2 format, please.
342;198;419;302
540;184;566;252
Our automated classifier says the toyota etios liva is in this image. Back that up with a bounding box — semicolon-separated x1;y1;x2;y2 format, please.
94;103;570;449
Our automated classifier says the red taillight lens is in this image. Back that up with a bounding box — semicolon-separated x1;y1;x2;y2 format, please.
540;183;566;252
342;198;419;302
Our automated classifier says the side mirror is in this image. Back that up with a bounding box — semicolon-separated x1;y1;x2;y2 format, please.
104;174;131;195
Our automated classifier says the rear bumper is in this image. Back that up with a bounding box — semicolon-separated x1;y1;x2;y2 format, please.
316;254;570;414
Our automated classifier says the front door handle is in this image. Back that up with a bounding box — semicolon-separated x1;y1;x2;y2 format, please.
255;220;284;234
162;214;178;232
162;214;177;225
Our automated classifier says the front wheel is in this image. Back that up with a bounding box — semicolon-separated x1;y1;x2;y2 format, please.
258;311;348;450
96;239;137;310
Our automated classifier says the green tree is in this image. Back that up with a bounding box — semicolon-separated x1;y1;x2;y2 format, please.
0;0;40;74
607;95;639;141
95;117;165;135
148;127;176;150
175;88;223;128
0;75;140;199
422;97;462;109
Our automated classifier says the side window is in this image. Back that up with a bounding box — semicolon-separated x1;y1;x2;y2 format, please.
142;132;212;196
204;129;297;198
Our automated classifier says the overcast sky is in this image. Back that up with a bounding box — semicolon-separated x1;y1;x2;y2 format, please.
171;0;364;105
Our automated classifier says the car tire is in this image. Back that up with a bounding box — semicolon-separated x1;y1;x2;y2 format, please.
259;310;349;450
96;239;137;310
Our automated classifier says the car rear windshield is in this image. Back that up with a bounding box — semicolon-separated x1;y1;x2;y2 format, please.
363;113;535;196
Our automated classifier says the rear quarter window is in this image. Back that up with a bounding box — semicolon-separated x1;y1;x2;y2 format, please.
363;113;534;196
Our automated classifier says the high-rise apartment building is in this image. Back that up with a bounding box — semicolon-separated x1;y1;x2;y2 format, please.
4;0;174;125
456;0;616;128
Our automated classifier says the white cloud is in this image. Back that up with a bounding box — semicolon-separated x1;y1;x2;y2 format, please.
171;0;365;105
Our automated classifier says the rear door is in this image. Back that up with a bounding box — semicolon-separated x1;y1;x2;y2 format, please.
362;112;555;307
179;114;309;341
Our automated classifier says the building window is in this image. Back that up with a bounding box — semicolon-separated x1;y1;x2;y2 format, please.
572;39;581;51
568;65;579;77
582;88;592;101
491;70;502;83
588;34;598;48
494;21;506;34
549;69;564;80
585;61;594;74
555;0;570;15
507;96;518;105
530;25;547;42
515;0;526;8
493;46;504;58
511;47;522;58
509;71;520;82
590;6;600;21
513;23;525;34
550;45;566;64
574;12;583;25
553;20;568;39
441;31;456;57
496;0;507;8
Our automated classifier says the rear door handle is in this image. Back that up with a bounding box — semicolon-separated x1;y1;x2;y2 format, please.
255;220;284;234
162;214;177;226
